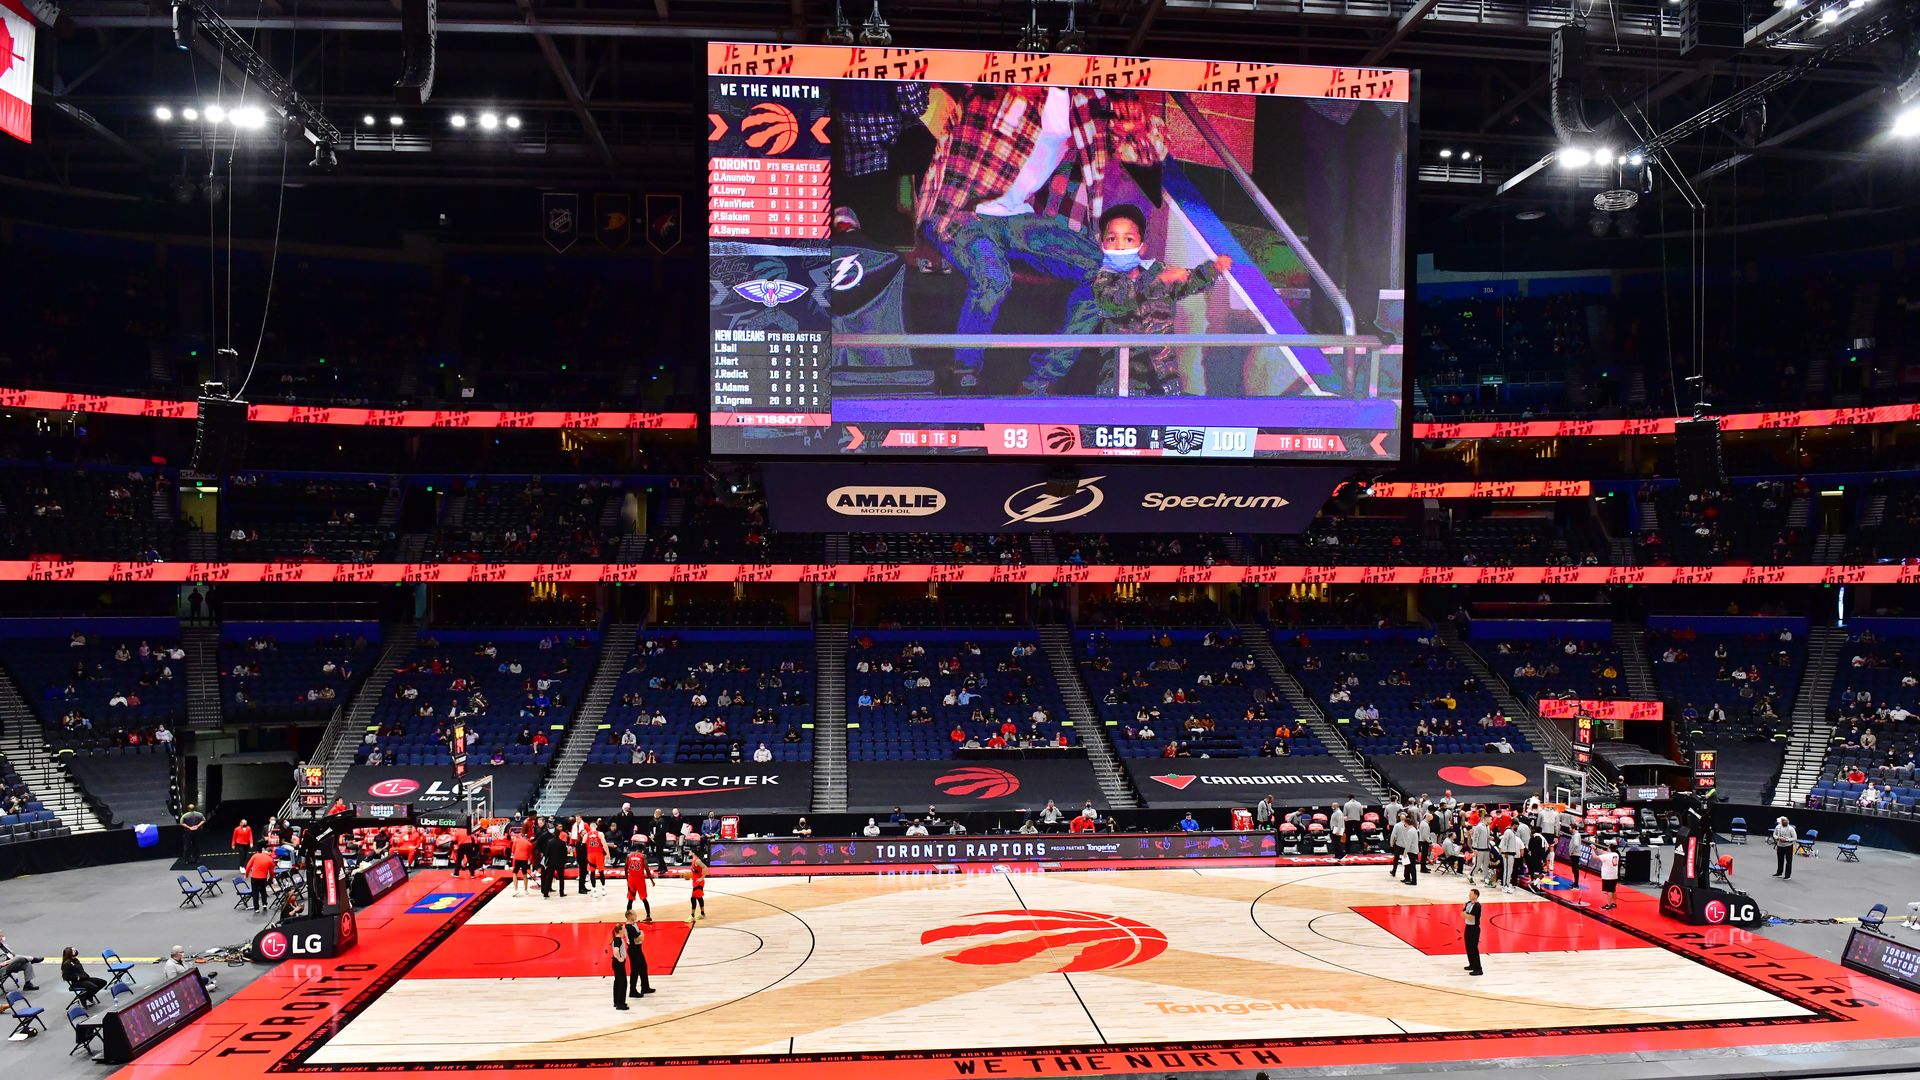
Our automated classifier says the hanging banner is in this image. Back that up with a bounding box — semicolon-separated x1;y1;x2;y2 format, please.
595;193;631;250
761;461;1347;534
0;0;35;145
541;192;579;253
645;193;683;254
1537;699;1666;722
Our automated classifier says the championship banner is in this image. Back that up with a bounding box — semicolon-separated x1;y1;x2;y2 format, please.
1537;699;1666;722
761;461;1347;534
541;192;579;253
562;763;812;814
847;759;1105;813
1124;759;1359;807
0;0;34;145
707;831;1278;868
1371;753;1547;802
1365;481;1590;499
334;765;544;814
9;560;1920;585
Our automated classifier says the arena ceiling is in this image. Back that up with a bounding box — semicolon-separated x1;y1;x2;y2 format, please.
4;0;1918;255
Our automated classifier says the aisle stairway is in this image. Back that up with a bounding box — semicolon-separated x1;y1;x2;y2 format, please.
1240;623;1389;801
812;622;848;811
534;623;638;816
1615;625;1660;702
278;626;418;819
0;665;107;833
1436;625;1616;797
1039;623;1138;809
183;625;222;731
1774;625;1846;807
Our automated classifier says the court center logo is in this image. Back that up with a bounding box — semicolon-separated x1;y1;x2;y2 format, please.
923;910;1169;971
1002;476;1105;526
1434;764;1529;788
934;765;1020;799
366;777;422;799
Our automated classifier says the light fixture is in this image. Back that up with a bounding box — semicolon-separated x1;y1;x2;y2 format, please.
505;114;522;129
204;103;227;123
389;115;404;127
479;112;500;130
182;107;199;121
232;106;266;129
1515;208;1547;221
1627;151;1646;166
1593;146;1615;166
450;113;468;128
1016;1;1049;51
1894;107;1920;139
1558;147;1593;168
155;106;174;122
1057;2;1087;53
1459;151;1473;162
859;1;893;46
822;0;856;45
363;113;377;126
1820;8;1838;21
1439;148;1454;159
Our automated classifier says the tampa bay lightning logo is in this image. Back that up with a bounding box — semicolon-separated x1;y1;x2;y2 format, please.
733;278;809;308
1163;427;1207;455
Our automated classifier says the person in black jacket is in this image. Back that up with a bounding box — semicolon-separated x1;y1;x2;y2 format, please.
61;947;106;1004
542;832;570;898
1462;888;1484;976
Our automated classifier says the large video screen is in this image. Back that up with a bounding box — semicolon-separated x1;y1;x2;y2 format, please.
707;44;1410;461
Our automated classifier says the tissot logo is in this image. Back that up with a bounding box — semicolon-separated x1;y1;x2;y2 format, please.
827;485;946;517
1003;476;1105;526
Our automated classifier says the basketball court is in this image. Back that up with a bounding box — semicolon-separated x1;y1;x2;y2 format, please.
109;859;1920;1080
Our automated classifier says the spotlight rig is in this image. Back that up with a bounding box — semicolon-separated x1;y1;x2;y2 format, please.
169;0;344;165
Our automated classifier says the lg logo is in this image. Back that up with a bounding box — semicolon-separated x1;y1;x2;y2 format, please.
366;778;421;799
290;933;326;955
256;931;290;960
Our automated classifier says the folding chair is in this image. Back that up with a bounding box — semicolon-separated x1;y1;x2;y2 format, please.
232;876;255;911
6;990;47;1038
177;875;206;908
197;866;225;896
106;983;133;1005
100;949;137;988
68;1005;101;1056
1709;854;1735;887
66;979;100;1011
1796;829;1819;858
1862;903;1888;932
1838;834;1862;862
1730;817;1748;844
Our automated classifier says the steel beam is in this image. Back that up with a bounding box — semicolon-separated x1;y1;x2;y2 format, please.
1362;0;1440;64
1691;87;1886;184
515;0;614;172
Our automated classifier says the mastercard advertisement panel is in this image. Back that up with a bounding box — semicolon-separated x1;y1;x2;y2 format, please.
847;758;1107;812
1371;753;1546;802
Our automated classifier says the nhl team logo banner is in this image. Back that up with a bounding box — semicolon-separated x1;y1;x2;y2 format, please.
645;193;683;254
595;193;631;250
761;461;1347;535
0;0;36;145
541;192;579;253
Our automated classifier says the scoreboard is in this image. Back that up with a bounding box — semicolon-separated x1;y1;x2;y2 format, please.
705;43;1410;462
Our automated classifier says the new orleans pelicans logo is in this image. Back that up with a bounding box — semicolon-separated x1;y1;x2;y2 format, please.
923;910;1169;971
1163;427;1206;454
732;278;809;307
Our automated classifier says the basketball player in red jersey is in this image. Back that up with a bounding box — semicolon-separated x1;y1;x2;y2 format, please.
584;823;608;891
625;845;653;922
688;853;707;922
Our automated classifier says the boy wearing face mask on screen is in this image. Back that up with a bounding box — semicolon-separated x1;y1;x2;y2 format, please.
1090;204;1231;396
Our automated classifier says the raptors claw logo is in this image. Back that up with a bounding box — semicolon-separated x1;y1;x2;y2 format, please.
923;910;1169;971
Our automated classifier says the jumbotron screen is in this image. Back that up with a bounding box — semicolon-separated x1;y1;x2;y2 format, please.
707;44;1410;461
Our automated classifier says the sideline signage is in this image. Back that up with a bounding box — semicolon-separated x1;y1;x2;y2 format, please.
1125;759;1359;807
708;830;1277;867
562;763;813;813
1372;753;1546;801
848;759;1105;813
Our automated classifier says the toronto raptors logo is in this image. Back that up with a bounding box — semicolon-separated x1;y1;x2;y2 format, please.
922;910;1169;971
934;766;1019;799
366;778;421;799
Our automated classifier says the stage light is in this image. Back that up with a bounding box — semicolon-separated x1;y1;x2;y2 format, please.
1459;151;1473;161
479;112;500;130
1593;146;1615;166
1558;147;1593;168
1588;211;1610;237
232;106;266;129
389;114;404;127
1820;8;1838;21
204;103;227;123
822;0;856;45
363;113;377;126
1894;107;1920;138
1627;151;1646;166
182;107;199;121
449;113;468;128
155;106;174;121
859;1;893;46
1439;148;1453;159
505;114;522;129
